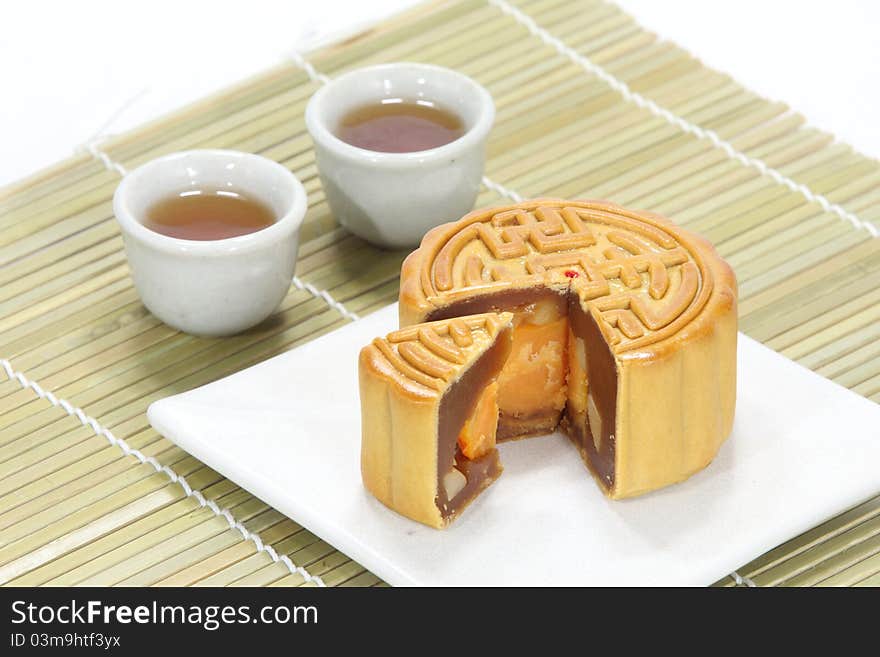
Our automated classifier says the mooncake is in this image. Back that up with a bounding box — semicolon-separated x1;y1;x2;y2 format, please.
398;199;737;500
359;312;513;528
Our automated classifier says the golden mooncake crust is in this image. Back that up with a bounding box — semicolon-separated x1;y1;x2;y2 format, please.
361;312;511;399
359;312;513;528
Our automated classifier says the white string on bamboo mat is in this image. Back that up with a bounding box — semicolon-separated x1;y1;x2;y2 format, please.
291;276;361;321
488;0;879;239
289;50;331;85
0;356;326;587
82;140;128;177
731;570;758;587
481;175;523;202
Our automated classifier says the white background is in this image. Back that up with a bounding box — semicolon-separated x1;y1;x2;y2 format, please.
2;0;878;188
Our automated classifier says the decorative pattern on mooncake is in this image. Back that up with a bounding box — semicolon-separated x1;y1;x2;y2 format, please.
399;199;738;500
359;313;513;528
366;313;510;396
402;199;715;353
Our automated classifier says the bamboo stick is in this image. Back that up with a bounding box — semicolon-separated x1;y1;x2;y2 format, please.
817;549;880;587
8;478;241;585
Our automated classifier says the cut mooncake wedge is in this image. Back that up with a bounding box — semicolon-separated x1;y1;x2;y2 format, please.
359;312;513;528
399;199;737;499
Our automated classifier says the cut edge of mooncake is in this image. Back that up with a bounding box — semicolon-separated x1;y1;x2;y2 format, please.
359;312;513;528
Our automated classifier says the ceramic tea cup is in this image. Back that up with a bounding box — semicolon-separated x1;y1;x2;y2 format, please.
113;149;307;336
305;62;495;249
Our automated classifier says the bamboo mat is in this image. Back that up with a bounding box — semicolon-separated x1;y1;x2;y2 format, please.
1;0;879;588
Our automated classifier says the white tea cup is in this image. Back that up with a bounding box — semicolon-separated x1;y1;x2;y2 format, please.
113;149;307;336
305;62;495;249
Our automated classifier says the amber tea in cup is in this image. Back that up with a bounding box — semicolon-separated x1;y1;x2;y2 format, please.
305;62;495;247
143;189;275;241
336;99;464;153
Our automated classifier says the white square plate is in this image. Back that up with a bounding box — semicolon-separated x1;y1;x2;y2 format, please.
148;303;880;586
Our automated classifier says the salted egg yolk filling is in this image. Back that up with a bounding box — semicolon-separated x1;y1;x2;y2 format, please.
457;380;499;460
495;301;569;420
